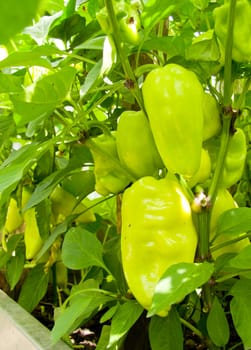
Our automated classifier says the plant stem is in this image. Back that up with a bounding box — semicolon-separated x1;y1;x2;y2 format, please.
208;0;237;205
197;209;210;261
104;0;144;111
179;317;204;339
200;0;237;313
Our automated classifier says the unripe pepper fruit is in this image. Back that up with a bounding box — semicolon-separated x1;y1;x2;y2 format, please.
210;188;250;260
87;132;131;196
121;175;198;316
213;0;251;63
116;110;164;179
142;63;204;179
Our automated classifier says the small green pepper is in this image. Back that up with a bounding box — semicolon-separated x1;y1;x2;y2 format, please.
87;132;131;196
117;110;164;179
210;188;250;259
213;0;251;62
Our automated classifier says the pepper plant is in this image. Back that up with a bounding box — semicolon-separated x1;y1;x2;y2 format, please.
0;0;251;349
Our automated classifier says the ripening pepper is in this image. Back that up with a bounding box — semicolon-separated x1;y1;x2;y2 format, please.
210;188;250;259
116;110;164;179
142;64;204;179
87;132;131;196
121;175;198;316
22;188;43;260
205;128;246;189
202;92;221;141
50;185;96;224
213;0;251;62
23;207;43;260
220;128;247;188
4;197;23;233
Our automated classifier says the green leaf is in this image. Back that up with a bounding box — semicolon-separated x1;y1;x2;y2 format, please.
141;0;177;31
148;262;214;317
23;14;63;45
143;36;186;58
18;264;49;312
101;36;117;76
230;278;251;349
52;295;93;343
0;115;16;144
100;304;119;324
96;325;112;350
24;169;66;210
207;296;230;346
0;141;52;206
76;36;105;50
216;208;251;237
0;51;52;70
62;227;105;270
108;300;144;348
0;0;40;44
0;73;23;93
6;247;25;290
80;60;102;97
149;308;183;350
11;66;76;125
52;279;113;344
228;245;251;269
186;30;220;61
35;220;69;261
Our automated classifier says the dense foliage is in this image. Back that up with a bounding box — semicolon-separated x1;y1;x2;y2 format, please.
0;0;251;349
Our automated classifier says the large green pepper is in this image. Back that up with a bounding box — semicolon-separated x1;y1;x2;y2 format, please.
142;64;204;179
87;132;131;196
213;0;251;62
116;110;164;179
210;188;250;259
121;175;198;316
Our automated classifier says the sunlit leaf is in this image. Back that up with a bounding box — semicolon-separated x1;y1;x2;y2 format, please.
0;0;40;44
108;300;143;348
148;262;214;317
216;208;251;237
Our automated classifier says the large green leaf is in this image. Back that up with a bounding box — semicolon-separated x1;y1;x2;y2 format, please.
0;0;41;44
149;308;183;350
0;73;23;93
148;262;214;317
0;140;53;206
62;227;106;270
18;263;49;312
